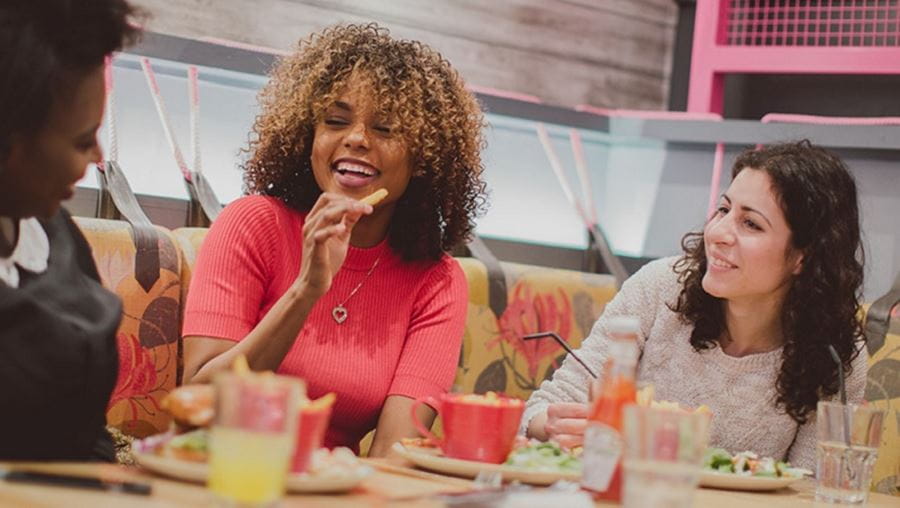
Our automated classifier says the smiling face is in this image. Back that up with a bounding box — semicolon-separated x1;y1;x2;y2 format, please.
702;168;804;305
0;65;105;219
310;74;413;216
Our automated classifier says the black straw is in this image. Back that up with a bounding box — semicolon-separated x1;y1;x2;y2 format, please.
827;345;852;448
523;332;598;379
827;345;847;405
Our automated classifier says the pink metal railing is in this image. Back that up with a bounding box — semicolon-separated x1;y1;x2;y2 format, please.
688;1;900;114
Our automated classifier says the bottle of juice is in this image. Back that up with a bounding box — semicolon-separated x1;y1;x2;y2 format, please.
581;315;639;502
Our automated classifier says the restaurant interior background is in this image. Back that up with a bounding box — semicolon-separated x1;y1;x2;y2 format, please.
66;0;900;302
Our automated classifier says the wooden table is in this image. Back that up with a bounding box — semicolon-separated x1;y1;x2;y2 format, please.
1;461;897;507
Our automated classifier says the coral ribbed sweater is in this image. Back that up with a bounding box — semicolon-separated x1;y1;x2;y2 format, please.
182;196;467;451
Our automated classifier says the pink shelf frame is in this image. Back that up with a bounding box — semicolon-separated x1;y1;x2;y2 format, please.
688;1;900;114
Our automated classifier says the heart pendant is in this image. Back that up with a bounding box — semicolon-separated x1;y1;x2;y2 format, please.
332;306;348;324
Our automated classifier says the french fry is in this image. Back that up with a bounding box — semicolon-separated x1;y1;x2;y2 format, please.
636;384;655;407
232;354;250;374
650;400;684;410
305;392;336;411
360;188;388;206
636;383;709;413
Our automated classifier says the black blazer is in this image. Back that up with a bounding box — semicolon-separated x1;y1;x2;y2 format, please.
0;209;121;461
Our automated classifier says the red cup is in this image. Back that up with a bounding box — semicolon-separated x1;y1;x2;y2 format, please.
290;404;333;473
411;393;524;464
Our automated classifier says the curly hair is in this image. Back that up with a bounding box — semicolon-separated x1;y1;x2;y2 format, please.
0;0;142;155
243;23;487;261
670;140;865;424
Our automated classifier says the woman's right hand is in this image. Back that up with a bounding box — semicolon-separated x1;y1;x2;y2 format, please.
543;402;589;449
294;193;372;298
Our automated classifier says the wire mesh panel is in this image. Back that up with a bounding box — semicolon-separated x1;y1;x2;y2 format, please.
725;0;900;47
689;0;900;112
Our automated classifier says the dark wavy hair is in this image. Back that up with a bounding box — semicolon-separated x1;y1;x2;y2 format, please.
243;23;488;261
0;0;142;155
670;140;865;423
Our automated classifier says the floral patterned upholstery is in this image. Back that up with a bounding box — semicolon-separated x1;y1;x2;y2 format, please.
75;218;182;438
866;308;900;495
454;258;618;400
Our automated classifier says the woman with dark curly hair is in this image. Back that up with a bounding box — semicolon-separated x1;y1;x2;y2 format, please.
523;141;867;469
0;0;140;460
182;23;487;456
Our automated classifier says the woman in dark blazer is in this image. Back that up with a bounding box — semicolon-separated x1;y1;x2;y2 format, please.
0;0;140;460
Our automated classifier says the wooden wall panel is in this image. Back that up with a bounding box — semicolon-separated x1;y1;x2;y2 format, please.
133;0;676;109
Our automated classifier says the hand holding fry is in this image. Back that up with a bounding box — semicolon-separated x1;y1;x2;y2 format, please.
296;193;373;297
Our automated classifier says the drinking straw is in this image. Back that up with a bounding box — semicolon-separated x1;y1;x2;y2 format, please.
827;345;853;449
523;332;598;379
827;345;847;405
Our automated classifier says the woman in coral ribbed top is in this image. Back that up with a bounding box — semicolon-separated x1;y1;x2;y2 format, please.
181;23;487;456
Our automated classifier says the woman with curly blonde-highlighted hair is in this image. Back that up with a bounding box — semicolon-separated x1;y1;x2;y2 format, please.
246;23;486;260
182;23;487;456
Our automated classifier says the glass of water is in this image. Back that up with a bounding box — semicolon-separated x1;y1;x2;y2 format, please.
621;405;711;508
816;401;885;504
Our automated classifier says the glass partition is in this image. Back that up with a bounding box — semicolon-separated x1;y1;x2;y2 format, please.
85;53;265;202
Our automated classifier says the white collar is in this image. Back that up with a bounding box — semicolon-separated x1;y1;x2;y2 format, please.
0;217;50;288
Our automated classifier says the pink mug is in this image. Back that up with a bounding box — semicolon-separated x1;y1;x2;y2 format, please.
410;393;524;464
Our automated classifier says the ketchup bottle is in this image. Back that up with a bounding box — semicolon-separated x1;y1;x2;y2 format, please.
581;315;639;502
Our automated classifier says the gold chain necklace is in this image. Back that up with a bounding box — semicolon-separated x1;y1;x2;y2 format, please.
331;256;381;324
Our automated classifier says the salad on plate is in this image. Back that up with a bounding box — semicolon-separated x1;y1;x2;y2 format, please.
702;448;811;478
504;440;582;473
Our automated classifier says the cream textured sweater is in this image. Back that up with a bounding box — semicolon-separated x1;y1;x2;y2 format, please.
522;257;868;470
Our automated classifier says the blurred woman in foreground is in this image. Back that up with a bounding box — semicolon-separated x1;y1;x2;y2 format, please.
0;0;140;460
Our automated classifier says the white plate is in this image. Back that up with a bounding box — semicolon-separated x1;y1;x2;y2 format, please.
391;442;581;486
699;470;805;491
132;434;372;494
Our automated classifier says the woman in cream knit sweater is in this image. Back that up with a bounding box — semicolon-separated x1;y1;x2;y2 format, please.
523;141;868;470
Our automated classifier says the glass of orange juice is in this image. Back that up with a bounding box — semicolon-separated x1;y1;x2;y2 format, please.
207;371;304;507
